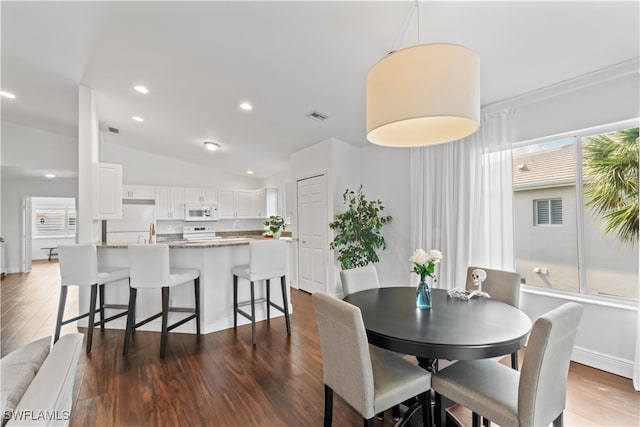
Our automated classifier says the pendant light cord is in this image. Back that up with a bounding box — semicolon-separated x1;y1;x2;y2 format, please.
416;0;421;45
391;1;421;53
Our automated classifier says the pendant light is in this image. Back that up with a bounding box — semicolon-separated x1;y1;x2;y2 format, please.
366;2;480;147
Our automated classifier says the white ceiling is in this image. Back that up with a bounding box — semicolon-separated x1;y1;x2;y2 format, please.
2;1;638;179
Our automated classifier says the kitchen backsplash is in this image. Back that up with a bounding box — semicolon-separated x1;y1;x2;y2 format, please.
155;218;266;235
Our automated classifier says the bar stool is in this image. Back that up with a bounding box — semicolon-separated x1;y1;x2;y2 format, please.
232;239;291;345
123;244;200;359
56;244;129;353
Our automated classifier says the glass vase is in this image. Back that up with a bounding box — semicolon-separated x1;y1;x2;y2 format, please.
416;274;432;309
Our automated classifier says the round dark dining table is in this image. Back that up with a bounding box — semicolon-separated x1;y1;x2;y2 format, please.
343;287;532;363
344;287;532;427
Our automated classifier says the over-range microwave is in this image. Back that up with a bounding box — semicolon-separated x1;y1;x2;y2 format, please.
185;204;219;221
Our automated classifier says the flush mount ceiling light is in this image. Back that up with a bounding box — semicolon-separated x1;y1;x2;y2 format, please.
204;141;221;152
44;174;56;179
246;170;254;175
239;102;253;111
132;116;144;122
366;2;480;147
0;90;16;99
134;85;149;94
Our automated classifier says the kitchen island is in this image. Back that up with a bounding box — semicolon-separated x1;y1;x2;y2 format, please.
82;237;295;335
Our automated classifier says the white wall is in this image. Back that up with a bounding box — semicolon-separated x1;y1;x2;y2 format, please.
0;175;77;272
521;290;637;378
1;120;77;171
289;137;362;294
359;145;413;286
507;63;639;378
1;120;79;272
499;61;640;142
102;138;260;189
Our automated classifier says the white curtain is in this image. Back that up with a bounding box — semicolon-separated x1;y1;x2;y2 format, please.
410;110;515;289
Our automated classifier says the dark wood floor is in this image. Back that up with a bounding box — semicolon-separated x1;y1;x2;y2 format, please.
2;261;639;426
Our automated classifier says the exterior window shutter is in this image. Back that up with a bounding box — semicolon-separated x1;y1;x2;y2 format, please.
550;199;563;225
536;200;550;225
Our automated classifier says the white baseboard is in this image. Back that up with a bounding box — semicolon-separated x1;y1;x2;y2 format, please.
572;345;634;379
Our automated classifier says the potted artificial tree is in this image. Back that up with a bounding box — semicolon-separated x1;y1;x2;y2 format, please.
329;186;392;270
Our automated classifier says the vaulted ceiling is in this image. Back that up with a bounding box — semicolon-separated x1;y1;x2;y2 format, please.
2;1;638;178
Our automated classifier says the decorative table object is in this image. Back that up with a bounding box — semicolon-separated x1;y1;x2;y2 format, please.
410;248;442;309
264;215;285;238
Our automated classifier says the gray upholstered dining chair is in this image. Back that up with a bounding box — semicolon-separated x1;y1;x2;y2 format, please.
432;302;584;427
339;264;401;421
313;292;432;427
465;266;521;369
340;264;380;296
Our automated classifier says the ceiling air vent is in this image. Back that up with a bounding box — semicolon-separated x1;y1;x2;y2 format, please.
306;111;328;122
108;127;120;134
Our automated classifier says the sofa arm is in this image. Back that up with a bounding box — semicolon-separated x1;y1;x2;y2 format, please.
7;334;83;427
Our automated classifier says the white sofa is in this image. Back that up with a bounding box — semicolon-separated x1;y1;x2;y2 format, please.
1;334;83;426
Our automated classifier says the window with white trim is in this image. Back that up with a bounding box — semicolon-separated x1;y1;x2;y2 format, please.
34;207;76;238
513;124;638;300
535;199;563;225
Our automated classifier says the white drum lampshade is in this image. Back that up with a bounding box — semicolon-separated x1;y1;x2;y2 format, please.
366;43;480;147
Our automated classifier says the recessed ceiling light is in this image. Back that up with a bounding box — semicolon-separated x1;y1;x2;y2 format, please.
239;102;253;111
44;174;56;179
246;170;254;175
1;91;16;99
204;141;221;152
132;116;144;122
134;85;149;94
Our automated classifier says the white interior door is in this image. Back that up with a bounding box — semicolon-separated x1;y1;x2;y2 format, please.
21;196;32;272
297;175;327;294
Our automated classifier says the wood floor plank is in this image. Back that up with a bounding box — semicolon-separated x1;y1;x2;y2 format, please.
1;262;638;426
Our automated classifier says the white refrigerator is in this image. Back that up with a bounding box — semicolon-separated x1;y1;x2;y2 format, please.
106;204;156;243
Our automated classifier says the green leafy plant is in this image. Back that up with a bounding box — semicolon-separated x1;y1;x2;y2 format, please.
583;128;638;245
329;186;392;270
264;215;285;235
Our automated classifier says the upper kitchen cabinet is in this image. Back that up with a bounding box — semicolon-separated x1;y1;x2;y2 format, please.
259;188;279;218
156;186;185;220
219;189;255;218
93;163;123;220
218;188;278;219
123;185;156;200
185;187;218;204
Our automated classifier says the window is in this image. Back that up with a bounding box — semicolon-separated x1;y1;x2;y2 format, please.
535;199;562;225
513;125;638;300
34;207;76;238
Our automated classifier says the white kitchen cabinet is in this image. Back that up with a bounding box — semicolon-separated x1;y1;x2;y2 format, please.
123;185;156;200
254;188;279;218
236;190;257;218
219;188;278;219
260;188;279;218
156;186;185;220
185;187;218;204
218;190;236;218
93;162;123;220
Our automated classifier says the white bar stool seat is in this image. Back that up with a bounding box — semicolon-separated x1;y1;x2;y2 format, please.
123;244;201;359
56;244;130;353
232;239;291;345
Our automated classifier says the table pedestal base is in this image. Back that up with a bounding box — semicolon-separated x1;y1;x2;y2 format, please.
394;357;460;427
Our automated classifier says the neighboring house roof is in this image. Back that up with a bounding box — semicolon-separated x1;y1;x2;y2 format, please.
513;143;576;190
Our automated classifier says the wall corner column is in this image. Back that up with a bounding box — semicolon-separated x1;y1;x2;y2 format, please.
78;85;100;243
